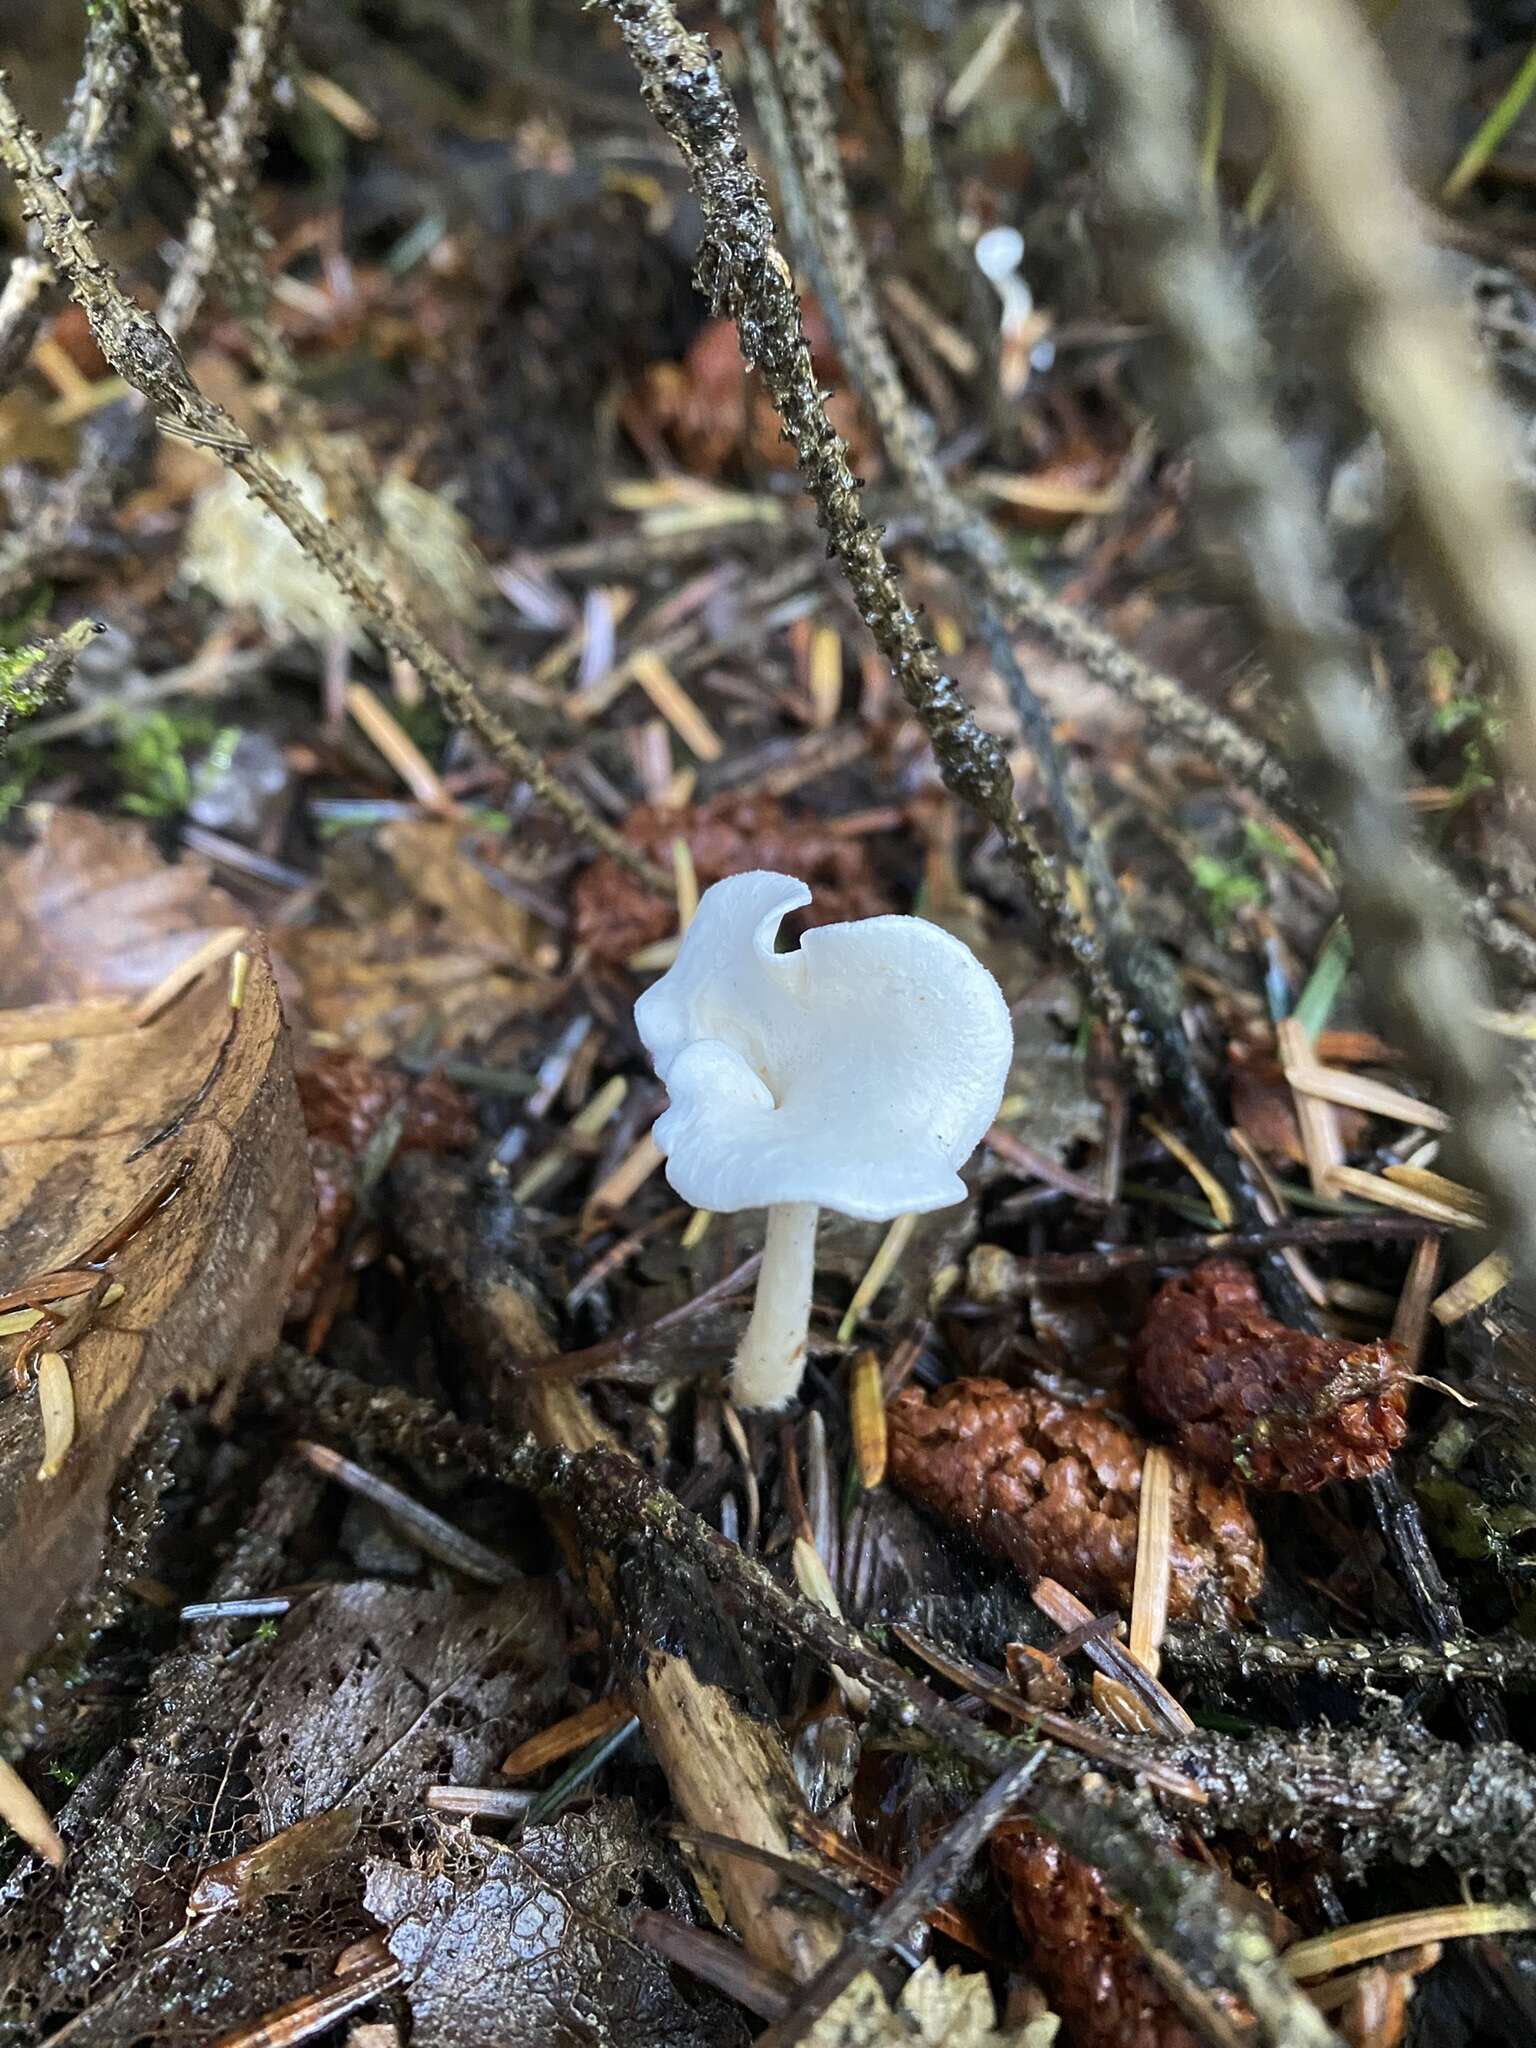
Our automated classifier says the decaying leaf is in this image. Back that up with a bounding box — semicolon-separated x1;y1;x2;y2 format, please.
364;1799;745;2048
0;806;247;1011
249;1581;567;1825
276;818;554;1057
805;1960;1058;2048
0;812;311;1696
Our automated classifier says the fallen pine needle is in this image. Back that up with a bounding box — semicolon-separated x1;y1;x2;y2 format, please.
672;835;699;929
502;1696;632;1779
1284;1901;1536;1980
808;624;843;729
848;1349;887;1489
1327;1166;1487;1229
836;1212;917;1343
129;926;248;1027
35;1351;75;1480
1130;1446;1173;1676
0;1758;64;1868
513;1075;628;1205
583;1132;664;1227
1142;1114;1234;1225
1383;1164;1491;1221
629;651;723;762
345;680;457;813
1276;1019;1347;1198
1430;1248;1511;1325
1283;1060;1449;1132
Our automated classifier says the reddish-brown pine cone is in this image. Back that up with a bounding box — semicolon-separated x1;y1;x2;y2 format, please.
291;1052;477;1303
885;1380;1262;1622
572;793;889;968
995;1823;1206;2048
1135;1259;1407;1491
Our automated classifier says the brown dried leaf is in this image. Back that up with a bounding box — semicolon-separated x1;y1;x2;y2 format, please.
276;820;552;1058
0;823;310;1695
0;807;246;1008
364;1800;744;2048
886;1380;1262;1623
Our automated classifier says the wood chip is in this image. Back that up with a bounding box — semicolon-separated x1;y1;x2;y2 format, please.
1430;1248;1511;1325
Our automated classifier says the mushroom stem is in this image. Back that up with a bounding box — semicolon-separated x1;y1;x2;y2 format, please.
731;1202;820;1409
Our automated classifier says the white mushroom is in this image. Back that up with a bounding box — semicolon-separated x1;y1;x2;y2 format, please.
634;871;1014;1409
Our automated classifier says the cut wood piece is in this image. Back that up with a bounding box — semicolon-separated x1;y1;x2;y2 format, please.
0;941;310;1694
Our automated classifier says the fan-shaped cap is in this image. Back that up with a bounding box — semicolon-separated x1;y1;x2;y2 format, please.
634;871;1013;1222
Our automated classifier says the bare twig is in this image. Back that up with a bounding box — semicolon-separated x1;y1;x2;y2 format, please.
1161;1626;1536;1692
254;1346;1345;2048
131;0;295;349
0;79;658;884
596;0;1156;1081
1056;0;1524;1732
1200;0;1536;803
754;1748;1048;2048
0;6;138;390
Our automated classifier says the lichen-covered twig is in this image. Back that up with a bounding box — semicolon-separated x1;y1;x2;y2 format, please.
0;74;656;883
1162;1626;1536;1693
1199;0;1536;805
599;0;1157;1082
129;0;295;351
0;7;138;391
1055;0;1525;1732
1055;0;1536;1310
0;619;103;749
1153;1722;1536;1886
764;0;1302;831
254;1345;1341;2048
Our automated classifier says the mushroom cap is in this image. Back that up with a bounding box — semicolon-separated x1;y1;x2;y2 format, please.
634;870;1013;1221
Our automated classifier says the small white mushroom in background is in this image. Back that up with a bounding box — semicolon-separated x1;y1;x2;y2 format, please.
634;871;1014;1410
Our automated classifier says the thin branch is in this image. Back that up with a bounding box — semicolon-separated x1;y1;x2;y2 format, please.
0;6;138;391
1151;1722;1536;1886
758;0;1302;831
1161;1626;1536;1693
1057;0;1536;1304
1055;0;1522;1731
0;77;659;885
253;1346;1343;2048
595;0;1156;1083
1200;0;1536;805
754;1748;1049;2048
130;0;295;351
